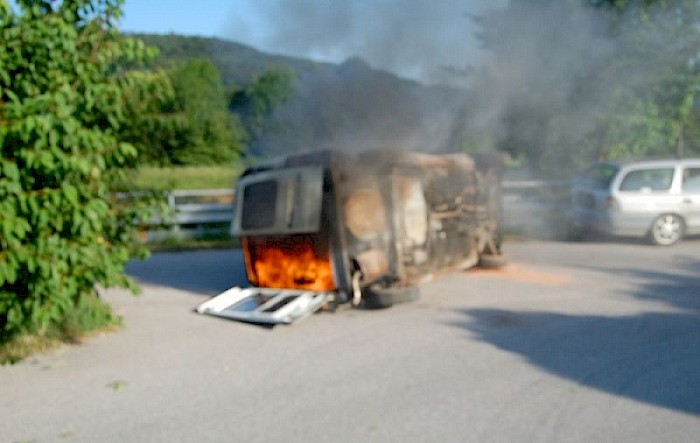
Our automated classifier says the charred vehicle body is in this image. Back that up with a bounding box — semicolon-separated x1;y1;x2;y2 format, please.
196;149;505;324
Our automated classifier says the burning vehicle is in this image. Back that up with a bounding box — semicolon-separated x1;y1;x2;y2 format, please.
196;149;505;324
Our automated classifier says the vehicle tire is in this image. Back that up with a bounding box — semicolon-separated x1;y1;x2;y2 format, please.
362;284;420;309
478;253;508;269
649;214;685;246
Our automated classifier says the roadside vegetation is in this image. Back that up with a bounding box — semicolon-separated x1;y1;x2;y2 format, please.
467;0;700;176
123;166;243;191
0;0;165;364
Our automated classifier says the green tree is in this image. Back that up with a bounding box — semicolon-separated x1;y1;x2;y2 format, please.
167;59;245;165
123;58;246;166
468;0;620;175
117;66;184;166
469;0;700;176
592;0;700;160
0;0;165;351
229;66;296;155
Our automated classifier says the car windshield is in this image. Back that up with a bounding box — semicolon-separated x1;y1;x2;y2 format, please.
579;163;619;189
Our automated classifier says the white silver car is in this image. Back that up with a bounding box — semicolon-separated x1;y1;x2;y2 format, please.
569;159;700;245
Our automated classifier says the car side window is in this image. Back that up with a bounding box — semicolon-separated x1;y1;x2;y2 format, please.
682;167;700;192
619;168;674;192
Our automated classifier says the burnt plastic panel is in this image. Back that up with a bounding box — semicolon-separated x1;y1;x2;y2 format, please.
231;166;324;236
195;287;332;324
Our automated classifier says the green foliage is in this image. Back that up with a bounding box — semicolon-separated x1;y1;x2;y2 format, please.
0;291;119;364
117;68;183;166
0;0;164;346
122;165;243;191
135;34;463;160
122;58;246;166
229;66;296;151
471;0;700;177
591;0;700;161
167;59;245;165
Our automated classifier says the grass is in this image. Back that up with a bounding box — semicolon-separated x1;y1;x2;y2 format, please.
0;295;122;365
147;233;240;252
0;334;63;365
125;165;244;190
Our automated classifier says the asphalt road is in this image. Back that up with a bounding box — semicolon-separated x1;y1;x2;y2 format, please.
2;239;700;443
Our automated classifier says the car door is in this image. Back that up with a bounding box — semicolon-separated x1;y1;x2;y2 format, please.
615;166;678;233
681;166;700;233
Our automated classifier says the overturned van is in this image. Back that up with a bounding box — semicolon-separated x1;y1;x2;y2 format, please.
196;149;505;324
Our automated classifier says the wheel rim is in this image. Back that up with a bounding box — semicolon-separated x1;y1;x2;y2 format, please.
652;215;682;245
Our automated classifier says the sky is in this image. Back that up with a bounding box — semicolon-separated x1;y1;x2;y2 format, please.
120;0;252;40
119;0;506;83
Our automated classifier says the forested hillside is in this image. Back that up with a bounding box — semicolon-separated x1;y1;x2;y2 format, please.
134;33;324;87
133;0;700;173
132;33;470;160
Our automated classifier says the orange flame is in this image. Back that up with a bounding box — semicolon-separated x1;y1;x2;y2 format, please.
244;237;336;291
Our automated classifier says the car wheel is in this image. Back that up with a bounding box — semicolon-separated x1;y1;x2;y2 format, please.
362;284;420;309
649;214;685;246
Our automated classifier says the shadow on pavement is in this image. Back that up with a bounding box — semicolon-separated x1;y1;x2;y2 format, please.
455;309;700;415
590;256;700;313
125;249;249;296
452;258;700;415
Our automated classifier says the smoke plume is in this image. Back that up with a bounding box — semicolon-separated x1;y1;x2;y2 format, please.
226;0;504;85
228;1;689;173
458;2;618;168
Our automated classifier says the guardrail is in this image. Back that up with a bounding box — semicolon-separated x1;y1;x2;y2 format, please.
144;181;565;242
145;189;234;242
